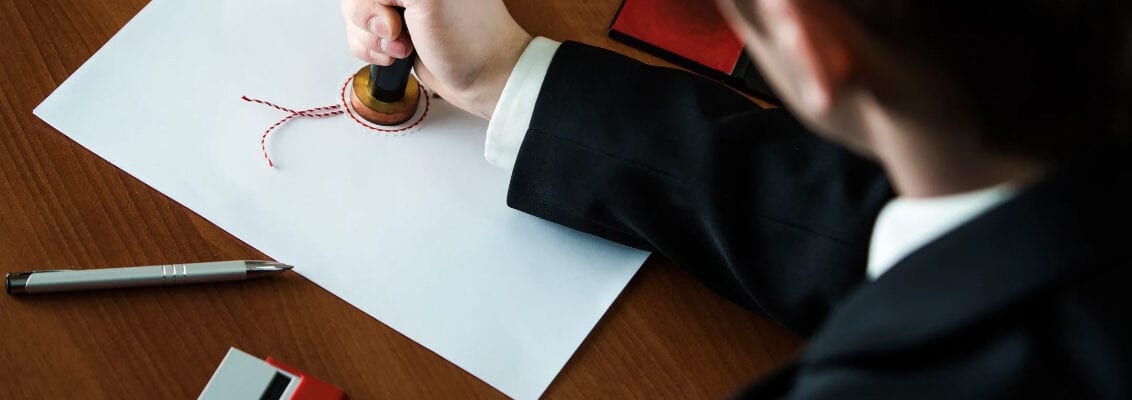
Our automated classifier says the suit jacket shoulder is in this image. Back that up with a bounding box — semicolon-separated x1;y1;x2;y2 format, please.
738;144;1132;399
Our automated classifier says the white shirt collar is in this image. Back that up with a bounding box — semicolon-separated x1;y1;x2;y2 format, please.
867;183;1019;280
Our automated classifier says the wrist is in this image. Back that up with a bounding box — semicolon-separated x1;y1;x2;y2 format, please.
471;30;534;120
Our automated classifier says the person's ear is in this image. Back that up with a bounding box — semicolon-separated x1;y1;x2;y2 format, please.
757;0;855;113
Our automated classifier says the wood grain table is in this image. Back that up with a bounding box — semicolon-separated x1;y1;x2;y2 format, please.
0;0;802;398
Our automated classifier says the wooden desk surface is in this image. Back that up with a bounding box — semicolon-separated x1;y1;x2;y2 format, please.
0;0;801;398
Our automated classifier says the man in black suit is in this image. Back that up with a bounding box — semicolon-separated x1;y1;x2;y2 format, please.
343;0;1130;397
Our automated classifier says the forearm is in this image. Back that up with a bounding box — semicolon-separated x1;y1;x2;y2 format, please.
492;41;893;335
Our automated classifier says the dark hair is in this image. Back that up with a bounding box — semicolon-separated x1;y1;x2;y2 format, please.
754;1;1131;160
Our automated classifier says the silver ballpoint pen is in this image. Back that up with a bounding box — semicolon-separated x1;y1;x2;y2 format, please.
5;260;292;295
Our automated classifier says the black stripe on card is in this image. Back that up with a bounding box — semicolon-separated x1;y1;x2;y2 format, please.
259;372;293;400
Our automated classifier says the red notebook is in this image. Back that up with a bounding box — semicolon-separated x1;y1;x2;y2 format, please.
609;0;779;104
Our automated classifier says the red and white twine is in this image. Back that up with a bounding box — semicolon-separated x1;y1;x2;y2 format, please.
241;73;431;167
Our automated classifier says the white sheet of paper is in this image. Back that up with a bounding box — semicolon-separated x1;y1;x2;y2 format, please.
33;1;649;398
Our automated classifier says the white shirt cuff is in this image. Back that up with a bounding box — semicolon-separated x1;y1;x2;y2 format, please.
484;37;561;171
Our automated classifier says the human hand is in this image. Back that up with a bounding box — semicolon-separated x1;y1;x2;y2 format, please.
342;0;534;120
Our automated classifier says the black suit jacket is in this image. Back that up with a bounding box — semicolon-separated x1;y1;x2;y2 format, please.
506;42;1131;398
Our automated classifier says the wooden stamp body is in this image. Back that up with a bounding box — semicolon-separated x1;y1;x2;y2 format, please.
350;65;420;126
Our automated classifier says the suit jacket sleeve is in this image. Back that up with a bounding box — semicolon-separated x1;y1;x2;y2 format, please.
506;41;893;336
